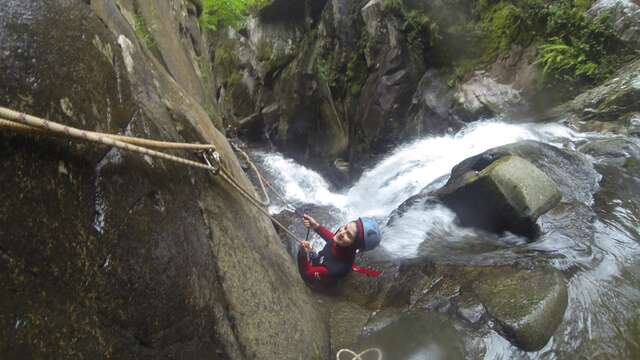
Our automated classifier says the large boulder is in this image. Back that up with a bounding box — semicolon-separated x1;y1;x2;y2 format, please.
473;267;568;351
404;69;465;136
435;155;561;237
452;71;526;121
0;1;328;358
376;260;568;353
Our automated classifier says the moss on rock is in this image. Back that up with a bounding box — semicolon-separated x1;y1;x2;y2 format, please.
474;267;568;351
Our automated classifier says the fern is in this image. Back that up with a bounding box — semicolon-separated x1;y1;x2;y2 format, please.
536;37;599;82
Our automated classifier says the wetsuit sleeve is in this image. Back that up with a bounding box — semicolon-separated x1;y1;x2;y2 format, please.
314;225;334;243
299;253;330;281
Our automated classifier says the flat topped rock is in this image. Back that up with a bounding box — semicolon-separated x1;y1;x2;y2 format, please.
436;155;561;237
489;155;562;218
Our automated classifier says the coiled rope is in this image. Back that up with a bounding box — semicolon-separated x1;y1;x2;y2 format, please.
0;106;299;241
336;348;383;360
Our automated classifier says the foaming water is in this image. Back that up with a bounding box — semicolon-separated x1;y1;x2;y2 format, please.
345;120;584;219
253;152;348;214
254;119;584;256
249;118;640;358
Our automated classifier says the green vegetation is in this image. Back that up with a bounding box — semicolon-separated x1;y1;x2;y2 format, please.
315;53;337;88
255;39;273;62
200;0;270;31
346;53;368;96
535;2;624;84
536;38;598;81
134;15;156;51
214;40;241;88
383;0;440;55
476;2;539;63
404;10;441;55
447;0;630;92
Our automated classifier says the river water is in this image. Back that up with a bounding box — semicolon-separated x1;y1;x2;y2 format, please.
249;118;640;359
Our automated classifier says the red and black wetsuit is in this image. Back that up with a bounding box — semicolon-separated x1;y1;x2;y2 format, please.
297;222;362;285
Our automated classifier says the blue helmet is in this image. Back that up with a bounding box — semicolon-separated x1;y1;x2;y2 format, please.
359;217;381;251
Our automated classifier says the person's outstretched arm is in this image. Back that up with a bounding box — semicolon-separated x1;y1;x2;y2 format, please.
303;214;334;243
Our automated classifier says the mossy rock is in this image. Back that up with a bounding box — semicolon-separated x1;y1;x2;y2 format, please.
437;155;561;237
578;137;640;160
473;267;568;351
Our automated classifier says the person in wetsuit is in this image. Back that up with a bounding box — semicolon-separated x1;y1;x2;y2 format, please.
297;214;382;286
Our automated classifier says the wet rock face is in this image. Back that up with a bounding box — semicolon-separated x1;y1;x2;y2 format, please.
0;1;328;359
452;72;526;122
488;45;541;99
435;155;561;237
473;268;568;351
589;0;640;50
350;0;427;167
218;0;474;182
547;59;640;124
579;137;640;164
405;69;465;135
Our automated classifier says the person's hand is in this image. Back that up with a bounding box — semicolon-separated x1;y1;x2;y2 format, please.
298;240;311;252
303;214;319;230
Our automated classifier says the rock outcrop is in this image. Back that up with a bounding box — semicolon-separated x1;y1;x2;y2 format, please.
452;72;526;121
473;267;568;351
358;259;569;354
545;58;640;131
215;0;480;182
589;0;640;50
0;1;328;358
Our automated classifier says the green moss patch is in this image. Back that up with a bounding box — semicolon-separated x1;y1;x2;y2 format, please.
200;0;270;32
134;15;157;51
479;1;628;88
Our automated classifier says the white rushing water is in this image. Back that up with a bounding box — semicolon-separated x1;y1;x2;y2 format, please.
254;119;585;256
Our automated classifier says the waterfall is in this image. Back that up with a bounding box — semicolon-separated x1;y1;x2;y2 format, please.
252;118;584;257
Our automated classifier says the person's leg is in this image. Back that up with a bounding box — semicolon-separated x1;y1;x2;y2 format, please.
297;249;312;284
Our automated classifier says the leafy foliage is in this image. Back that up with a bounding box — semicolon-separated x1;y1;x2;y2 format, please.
536;1;624;83
382;0;440;55
536;38;597;80
201;0;270;31
404;10;441;54
468;0;629;87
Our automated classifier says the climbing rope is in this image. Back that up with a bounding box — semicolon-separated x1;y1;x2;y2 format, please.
229;142;270;206
0;107;386;360
336;348;383;360
0;118;215;150
0;106;301;242
0;108;218;171
230;143;301;213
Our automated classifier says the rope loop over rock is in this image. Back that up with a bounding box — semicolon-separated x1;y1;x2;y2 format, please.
336;348;383;360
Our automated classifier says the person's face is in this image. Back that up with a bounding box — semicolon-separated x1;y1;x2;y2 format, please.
334;222;357;247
